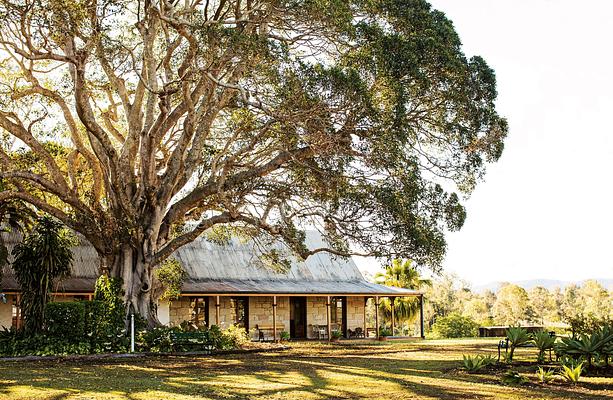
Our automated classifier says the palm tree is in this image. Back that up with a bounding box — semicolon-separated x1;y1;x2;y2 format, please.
374;259;432;333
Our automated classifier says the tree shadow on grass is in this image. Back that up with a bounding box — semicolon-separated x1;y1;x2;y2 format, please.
0;346;610;400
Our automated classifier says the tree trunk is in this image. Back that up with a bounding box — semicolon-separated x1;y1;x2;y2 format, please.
108;243;161;327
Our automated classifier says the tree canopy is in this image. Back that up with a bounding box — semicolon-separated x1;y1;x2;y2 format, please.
0;0;507;321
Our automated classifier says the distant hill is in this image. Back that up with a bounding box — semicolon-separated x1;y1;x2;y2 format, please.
473;279;613;293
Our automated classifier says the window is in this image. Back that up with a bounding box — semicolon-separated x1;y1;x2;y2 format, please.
230;297;249;329
189;297;209;328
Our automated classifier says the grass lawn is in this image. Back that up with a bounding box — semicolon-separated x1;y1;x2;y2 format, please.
0;338;611;399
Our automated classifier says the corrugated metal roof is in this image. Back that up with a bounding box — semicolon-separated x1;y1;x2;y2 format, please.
0;230;420;296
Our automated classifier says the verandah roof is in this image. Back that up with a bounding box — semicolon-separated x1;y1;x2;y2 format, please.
1;230;420;296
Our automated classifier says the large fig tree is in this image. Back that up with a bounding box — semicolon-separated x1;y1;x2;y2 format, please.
0;0;507;324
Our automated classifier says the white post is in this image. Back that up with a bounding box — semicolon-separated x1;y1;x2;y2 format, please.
130;313;135;353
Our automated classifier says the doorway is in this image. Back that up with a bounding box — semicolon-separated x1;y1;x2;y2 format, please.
290;297;307;339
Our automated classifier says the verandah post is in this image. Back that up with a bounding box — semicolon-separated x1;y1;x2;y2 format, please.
326;295;331;342
375;295;379;339
272;295;277;342
363;297;367;338
390;297;395;336
215;295;220;326
420;294;425;339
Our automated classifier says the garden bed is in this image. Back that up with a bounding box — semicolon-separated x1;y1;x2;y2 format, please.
0;341;289;363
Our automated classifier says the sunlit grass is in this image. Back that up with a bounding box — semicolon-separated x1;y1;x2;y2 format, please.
0;338;610;399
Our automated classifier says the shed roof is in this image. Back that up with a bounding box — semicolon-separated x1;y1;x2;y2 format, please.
1;230;420;296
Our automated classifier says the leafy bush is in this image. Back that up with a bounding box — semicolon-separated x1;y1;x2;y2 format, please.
137;326;176;352
0;326;91;357
506;326;532;362
136;324;247;353
462;354;496;373
45;302;86;340
430;313;479;339
220;325;249;349
379;328;392;337
559;362;583;384
280;331;290;341
93;276;126;330
535;367;556;383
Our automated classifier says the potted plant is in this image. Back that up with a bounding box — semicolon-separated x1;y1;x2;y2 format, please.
379;328;392;341
331;330;343;342
279;331;290;342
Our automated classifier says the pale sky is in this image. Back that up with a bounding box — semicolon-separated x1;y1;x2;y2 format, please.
355;0;613;285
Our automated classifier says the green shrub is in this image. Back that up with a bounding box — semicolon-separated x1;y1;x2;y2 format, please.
280;331;290;341
221;325;249;349
137;326;176;352
379;328;392;337
564;313;611;338
44;302;86;340
431;313;479;338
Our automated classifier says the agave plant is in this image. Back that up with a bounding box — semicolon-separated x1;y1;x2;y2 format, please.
533;330;556;363
558;327;613;368
559;362;583;384
506;326;533;362
462;354;497;373
462;354;485;372
535;367;556;384
501;370;529;385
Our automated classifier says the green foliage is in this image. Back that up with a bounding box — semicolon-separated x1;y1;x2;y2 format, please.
501;370;529;385
379;328;392;337
220;325;249;349
44;302;86;339
535;367;556;384
462;354;496;373
137;324;247;353
564;313;611;338
506;327;533;362
430;313;479;339
0;298;128;356
557;325;613;368
0;331;91;357
94;276;126;329
331;330;343;339
532;330;556;363
0;194;35;292
559;362;583;384
137;326;176;353
493;284;532;325
375;259;431;323
155;258;187;301
280;331;290;341
11;216;75;334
